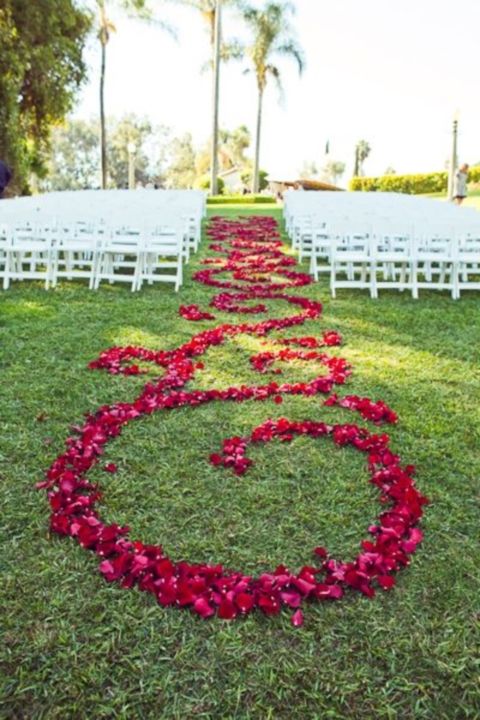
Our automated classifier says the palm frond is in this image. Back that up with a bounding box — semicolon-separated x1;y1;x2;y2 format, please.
266;63;284;101
274;40;304;74
145;17;178;40
220;39;245;62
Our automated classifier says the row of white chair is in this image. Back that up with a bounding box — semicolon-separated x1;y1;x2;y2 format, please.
308;231;480;299
292;213;480;257
0;224;187;292
283;190;480;235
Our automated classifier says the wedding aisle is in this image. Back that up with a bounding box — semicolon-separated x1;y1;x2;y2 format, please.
39;215;427;625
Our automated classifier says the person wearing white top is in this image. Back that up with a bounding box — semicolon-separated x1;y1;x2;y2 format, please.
453;163;469;205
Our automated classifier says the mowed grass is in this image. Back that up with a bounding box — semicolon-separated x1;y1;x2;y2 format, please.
1;205;479;719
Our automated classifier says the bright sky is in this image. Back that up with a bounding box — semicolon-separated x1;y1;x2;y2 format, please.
74;0;480;181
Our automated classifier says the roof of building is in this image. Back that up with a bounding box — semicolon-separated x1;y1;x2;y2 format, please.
269;179;344;191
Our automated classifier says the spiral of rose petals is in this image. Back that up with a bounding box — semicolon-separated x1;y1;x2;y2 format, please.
39;215;428;626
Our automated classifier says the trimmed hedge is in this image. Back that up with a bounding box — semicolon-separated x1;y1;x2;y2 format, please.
207;195;276;205
349;166;480;194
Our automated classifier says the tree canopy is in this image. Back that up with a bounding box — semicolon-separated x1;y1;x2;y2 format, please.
0;0;92;193
41;115;171;190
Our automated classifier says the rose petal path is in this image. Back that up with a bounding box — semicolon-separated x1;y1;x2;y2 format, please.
38;215;428;626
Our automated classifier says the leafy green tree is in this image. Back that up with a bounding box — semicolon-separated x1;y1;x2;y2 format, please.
107;114;154;187
41;115;171;190
0;0;92;194
42;119;100;191
165;133;196;188
321;160;345;186
221;125;251;168
194;125;251;182
242;2;304;192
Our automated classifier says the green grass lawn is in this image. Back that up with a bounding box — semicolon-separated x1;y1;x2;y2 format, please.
421;188;480;210
1;205;479;719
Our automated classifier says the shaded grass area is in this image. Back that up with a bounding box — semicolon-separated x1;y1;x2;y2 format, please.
1;204;479;719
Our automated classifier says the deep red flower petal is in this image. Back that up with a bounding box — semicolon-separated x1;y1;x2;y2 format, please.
291;609;304;627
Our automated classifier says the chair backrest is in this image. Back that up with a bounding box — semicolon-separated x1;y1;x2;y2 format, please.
145;226;182;255
102;229;143;253
332;233;370;257
457;234;480;260
12;225;52;249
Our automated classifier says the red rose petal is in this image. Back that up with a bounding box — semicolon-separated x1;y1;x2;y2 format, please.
291;609;304;627
193;597;215;619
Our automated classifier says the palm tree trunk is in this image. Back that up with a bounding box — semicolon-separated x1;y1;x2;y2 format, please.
99;1;108;190
100;41;107;189
353;146;359;177
253;86;263;194
210;1;221;195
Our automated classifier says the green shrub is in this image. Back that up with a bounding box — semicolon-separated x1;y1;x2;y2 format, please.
240;169;269;192
468;166;480;183
198;175;225;194
349;172;448;194
349;166;480;194
207;194;276;205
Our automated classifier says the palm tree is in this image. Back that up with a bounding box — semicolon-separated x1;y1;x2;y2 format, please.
181;0;243;62
243;2;303;193
182;0;243;195
97;0;116;189
96;0;170;189
181;1;243;193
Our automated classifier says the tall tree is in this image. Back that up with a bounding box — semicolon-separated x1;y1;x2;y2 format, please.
41;115;171;190
165;133;196;188
218;125;251;169
180;0;243;192
321;159;346;186
108;114;153;187
95;0;152;189
0;0;91;194
353;146;360;177
355;139;371;177
243;2;304;193
181;0;243;64
97;1;115;190
42;119;100;191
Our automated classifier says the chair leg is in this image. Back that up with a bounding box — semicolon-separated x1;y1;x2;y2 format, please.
330;267;336;298
411;264;418;299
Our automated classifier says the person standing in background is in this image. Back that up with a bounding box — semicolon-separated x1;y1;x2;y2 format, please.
0;160;12;198
453;163;469;205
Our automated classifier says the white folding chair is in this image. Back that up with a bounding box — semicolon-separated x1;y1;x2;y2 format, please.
309;228;333;281
6;225;53;289
140;227;183;292
94;229;143;291
184;215;201;253
412;229;456;299
370;228;414;297
0;224;10;290
51;224;100;289
455;235;480;298
297;216;314;261
330;231;373;298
